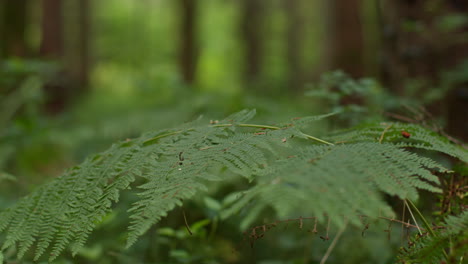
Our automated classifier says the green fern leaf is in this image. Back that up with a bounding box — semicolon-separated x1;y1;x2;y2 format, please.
0;110;455;261
398;211;468;263
126;128;283;247
330;122;468;162
223;143;446;229
0;109;287;260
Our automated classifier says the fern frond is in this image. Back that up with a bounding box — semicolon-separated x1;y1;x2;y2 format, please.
0;142;144;261
330;122;468;162
398;211;468;263
223;143;446;229
126;126;285;247
0;109;291;260
0;110;454;261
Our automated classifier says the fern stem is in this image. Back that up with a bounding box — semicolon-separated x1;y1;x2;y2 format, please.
143;124;334;146
212;123;282;130
379;124;393;143
404;200;423;235
320;219;347;264
406;200;434;237
300;133;334;146
406;199;449;260
213;123;335;145
182;210;192;236
143;130;184;145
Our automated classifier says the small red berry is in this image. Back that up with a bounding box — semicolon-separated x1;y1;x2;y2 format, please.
401;131;411;138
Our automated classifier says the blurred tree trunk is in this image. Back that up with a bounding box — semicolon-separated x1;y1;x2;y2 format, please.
378;0;428;95
179;0;198;85
40;0;63;58
63;0;90;91
40;0;69;114
284;0;304;92
76;0;89;89
442;1;468;142
241;0;264;86
379;0;468;141
0;0;29;58
328;0;364;78
378;0;465;93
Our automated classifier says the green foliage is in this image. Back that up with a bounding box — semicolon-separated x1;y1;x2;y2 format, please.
329;122;468;162
0;59;60;183
435;13;468;32
0;172;15;183
305;71;398;125
0;109;278;261
0;59;57;89
0;109;465;262
398;211;468;263
224;142;445;230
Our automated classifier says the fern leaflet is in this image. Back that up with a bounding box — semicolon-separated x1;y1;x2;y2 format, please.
329;122;468;162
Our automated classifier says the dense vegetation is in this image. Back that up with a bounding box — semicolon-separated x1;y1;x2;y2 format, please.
1;81;467;263
1;1;467;263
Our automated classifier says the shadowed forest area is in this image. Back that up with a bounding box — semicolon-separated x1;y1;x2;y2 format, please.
0;1;467;263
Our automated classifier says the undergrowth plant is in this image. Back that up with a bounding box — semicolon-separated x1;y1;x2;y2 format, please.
0;109;466;263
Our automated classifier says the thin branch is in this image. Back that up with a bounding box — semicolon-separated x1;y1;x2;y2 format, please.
300;132;335;146
213;123;335;145
143;130;184;145
385;112;416;123
401;200;406;244
320;220;348;264
379;124;393;143
182;210;192;235
404;200;422;235
212;123;281;130
406;199;449;261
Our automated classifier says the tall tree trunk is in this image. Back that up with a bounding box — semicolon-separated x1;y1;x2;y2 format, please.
40;0;63;58
40;0;68;114
76;0;89;89
0;0;29;58
179;0;198;85
378;0;427;95
284;0;303;92
328;0;364;78
443;2;468;142
379;0;468;141
241;0;264;86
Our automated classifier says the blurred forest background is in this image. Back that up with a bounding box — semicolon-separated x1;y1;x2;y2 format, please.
1;0;467;263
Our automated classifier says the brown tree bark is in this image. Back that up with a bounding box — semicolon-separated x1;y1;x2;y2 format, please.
179;0;198;85
76;0;89;89
40;0;68;114
284;0;304;92
443;2;468;142
0;0;29;58
328;0;364;78
241;0;264;86
40;0;63;58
